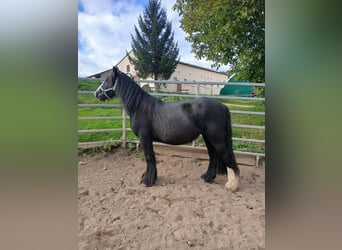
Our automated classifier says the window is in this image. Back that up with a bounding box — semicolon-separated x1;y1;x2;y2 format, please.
126;65;130;73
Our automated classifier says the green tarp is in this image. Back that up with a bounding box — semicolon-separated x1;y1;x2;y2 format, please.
220;75;253;96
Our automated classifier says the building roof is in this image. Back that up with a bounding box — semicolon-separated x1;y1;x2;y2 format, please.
87;51;228;78
87;68;112;78
177;61;227;76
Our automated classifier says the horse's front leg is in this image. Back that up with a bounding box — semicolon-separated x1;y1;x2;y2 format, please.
140;138;157;187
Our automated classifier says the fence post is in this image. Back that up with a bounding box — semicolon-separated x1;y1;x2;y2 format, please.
195;82;200;98
121;108;126;147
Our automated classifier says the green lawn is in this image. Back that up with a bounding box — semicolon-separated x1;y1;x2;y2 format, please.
78;80;265;153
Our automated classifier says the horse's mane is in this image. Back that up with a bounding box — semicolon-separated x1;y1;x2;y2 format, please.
116;71;163;116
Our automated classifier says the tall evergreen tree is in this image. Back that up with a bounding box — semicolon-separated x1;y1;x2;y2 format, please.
129;0;180;85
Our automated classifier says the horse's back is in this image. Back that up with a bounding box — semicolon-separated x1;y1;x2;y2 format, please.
186;97;229;121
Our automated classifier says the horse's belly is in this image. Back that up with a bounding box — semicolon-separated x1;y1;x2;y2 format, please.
162;132;199;145
154;121;200;145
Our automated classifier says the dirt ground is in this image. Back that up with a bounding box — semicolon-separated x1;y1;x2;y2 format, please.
78;146;265;250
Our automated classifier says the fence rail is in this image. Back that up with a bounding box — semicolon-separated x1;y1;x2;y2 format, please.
78;104;122;108
78;78;265;165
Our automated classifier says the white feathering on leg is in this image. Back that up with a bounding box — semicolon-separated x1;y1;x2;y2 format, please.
225;168;240;192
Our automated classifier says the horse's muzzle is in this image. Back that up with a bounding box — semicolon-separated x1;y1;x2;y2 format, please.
94;90;106;101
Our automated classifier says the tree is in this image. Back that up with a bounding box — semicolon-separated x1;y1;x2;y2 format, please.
173;0;264;83
129;0;180;87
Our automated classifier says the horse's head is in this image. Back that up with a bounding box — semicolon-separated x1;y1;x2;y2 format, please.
94;66;119;101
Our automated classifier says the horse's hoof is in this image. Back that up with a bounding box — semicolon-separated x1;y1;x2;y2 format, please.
140;181;153;187
225;168;240;192
201;172;216;183
140;179;153;187
225;181;239;192
140;172;155;187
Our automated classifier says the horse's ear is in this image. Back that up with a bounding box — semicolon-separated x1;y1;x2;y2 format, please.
113;66;119;74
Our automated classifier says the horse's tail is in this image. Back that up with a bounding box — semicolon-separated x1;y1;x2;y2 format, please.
224;105;234;152
224;104;239;172
216;158;228;175
216;104;234;175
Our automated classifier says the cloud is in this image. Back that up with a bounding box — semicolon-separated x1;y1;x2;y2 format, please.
78;0;229;77
78;0;145;76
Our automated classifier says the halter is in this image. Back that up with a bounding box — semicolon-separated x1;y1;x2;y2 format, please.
95;74;119;99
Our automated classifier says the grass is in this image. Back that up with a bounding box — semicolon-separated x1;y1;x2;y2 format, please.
78;80;138;143
78;80;265;153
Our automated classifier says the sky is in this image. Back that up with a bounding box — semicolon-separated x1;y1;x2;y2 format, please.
78;0;230;77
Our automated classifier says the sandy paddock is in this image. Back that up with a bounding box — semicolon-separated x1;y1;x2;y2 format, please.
78;146;265;250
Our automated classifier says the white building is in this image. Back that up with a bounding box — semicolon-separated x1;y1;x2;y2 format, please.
88;51;229;95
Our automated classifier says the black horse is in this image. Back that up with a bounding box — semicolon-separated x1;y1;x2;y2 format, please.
94;67;240;191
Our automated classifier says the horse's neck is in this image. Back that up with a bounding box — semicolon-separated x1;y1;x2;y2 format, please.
117;77;162;116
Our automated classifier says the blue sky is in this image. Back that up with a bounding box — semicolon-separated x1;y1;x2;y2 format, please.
78;0;230;76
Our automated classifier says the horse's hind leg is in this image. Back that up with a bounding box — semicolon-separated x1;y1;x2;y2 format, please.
201;136;218;182
201;136;228;183
140;138;157;187
224;149;240;192
206;135;240;192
